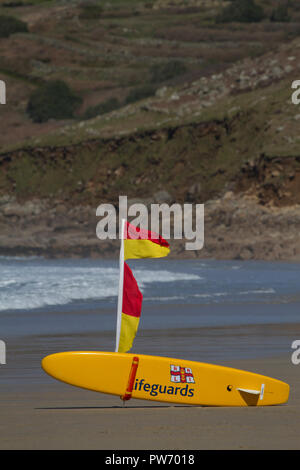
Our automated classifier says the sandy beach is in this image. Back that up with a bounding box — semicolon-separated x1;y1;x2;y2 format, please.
2;0;300;453
0;323;299;450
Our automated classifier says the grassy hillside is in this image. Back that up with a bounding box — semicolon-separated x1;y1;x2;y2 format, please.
1;74;299;208
0;0;299;139
0;0;300;208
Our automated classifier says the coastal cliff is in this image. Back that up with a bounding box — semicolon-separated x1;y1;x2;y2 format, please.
1;0;300;260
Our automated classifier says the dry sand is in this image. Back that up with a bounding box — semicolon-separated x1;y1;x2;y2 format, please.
0;349;299;450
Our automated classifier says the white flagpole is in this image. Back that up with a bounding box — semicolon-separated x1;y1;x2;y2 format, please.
115;218;125;352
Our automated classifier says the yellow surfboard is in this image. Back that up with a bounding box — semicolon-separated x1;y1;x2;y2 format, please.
42;351;289;406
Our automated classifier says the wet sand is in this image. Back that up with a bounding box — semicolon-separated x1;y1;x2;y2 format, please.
0;323;300;449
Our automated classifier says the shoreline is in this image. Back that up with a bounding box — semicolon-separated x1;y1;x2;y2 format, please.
1;321;299;381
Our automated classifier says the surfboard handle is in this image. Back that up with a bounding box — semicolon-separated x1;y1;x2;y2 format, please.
121;356;139;403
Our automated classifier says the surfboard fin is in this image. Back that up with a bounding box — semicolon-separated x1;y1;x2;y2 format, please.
237;384;265;400
237;388;260;394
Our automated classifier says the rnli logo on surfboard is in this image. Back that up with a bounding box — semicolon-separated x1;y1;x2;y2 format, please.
170;365;195;384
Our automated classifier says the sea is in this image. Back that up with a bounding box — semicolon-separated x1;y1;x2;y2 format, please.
0;256;299;366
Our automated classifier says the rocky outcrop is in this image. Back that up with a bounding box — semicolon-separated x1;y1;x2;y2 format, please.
235;154;300;207
202;193;300;261
1;192;300;261
141;43;298;121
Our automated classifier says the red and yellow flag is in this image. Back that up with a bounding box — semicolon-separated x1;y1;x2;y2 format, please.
124;221;170;260
118;262;143;353
115;220;170;353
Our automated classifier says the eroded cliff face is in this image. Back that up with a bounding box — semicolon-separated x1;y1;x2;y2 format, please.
1;116;300;261
0;118;235;205
236;154;300;207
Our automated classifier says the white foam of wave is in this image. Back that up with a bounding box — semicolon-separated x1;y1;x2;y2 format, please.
0;280;18;287
0;264;202;311
135;269;202;290
190;288;275;302
193;292;227;298
144;295;186;302
0;255;42;261
239;288;275;295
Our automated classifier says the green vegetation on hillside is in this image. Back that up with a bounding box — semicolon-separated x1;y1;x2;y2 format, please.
216;0;265;23
150;61;187;83
83;98;121;120
0;74;296;208
26;80;82;123
125;85;156;104
270;3;290;22
78;3;103;20
0;14;28;37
